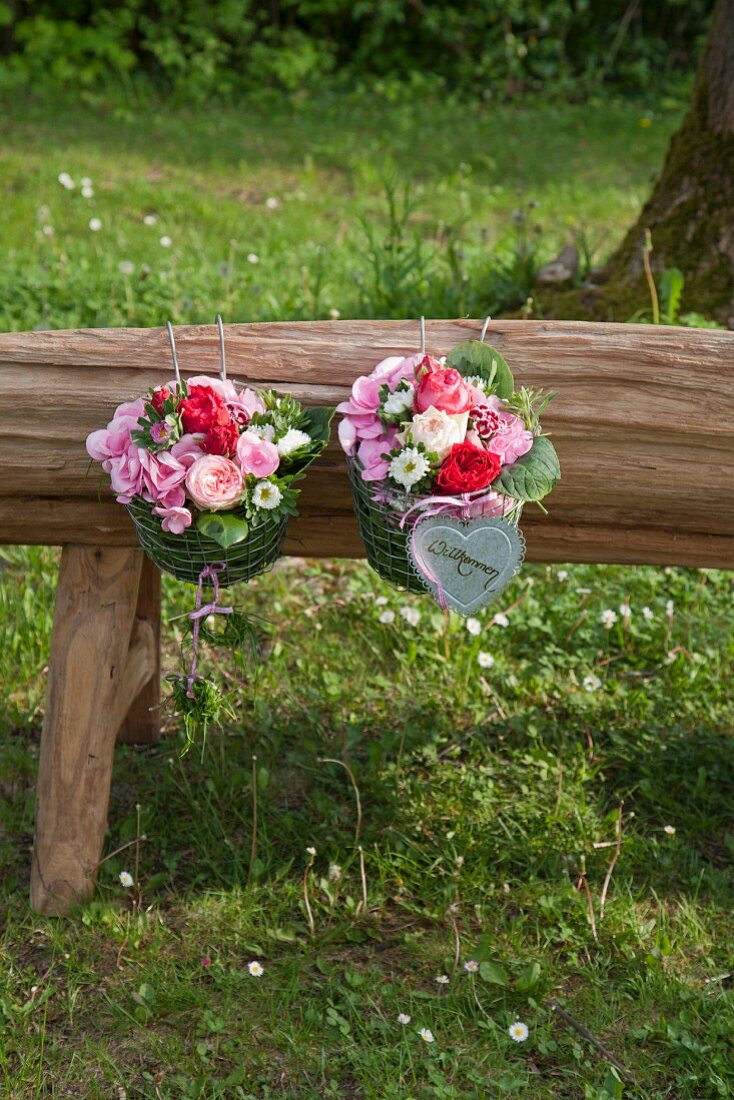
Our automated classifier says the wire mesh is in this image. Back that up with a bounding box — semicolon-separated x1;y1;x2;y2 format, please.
347;458;523;595
126;496;287;587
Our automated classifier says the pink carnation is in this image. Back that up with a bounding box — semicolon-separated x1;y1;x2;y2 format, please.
484;412;534;465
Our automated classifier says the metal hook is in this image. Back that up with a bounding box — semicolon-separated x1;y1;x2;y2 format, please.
479;316;491;344
419;316;426;357
166;321;181;385
215;314;227;383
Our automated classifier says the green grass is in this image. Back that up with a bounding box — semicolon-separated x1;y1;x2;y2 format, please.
2;92;734;1099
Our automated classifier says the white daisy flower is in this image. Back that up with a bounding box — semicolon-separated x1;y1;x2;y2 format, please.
329;308;341;320
419;1028;435;1043
466;617;482;636
306;846;316;856
247;961;264;977
328;862;342;882
57;172;75;189
247;252;260;264
464;960;479;973
557;569;568;581
379;610;396;624
619;601;631;619
118;261;135;276
81;185;94;198
464;375;487;393
118;871;133;888
159;235;172;248
478;652;495;668
399;605;421;627
509;1021;529;1042
601;609;618;629
492;612;510;628
435;975;449;985
244;423;276;443
389;447;429;490
663;825;676;835
276;428;311;456
382;385;415;418
42;225;55;238
265;197;280;209
88;217;102;232
252;481;283;510
397;1013;411;1025
665;599;675;617
575;587;592;595
583;674;601;692
642;606;654;621
80;176;92;187
374;596;389;606
143;214;158;226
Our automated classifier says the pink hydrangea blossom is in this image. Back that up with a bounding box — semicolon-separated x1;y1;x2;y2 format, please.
236;433;280;478
337;354;421;458
357;431;396;482
153;504;192;533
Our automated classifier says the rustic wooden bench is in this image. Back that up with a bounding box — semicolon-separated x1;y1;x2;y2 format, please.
1;319;733;915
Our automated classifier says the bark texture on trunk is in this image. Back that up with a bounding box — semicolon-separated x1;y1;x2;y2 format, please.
541;0;734;327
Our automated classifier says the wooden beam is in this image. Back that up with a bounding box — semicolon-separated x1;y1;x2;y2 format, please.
117;555;162;744
30;545;156;915
1;320;733;568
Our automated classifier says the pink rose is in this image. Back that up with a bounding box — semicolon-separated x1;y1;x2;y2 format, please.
484;413;533;465
153;504;192;533
415;360;472;415
236;433;280;478
185;455;244;511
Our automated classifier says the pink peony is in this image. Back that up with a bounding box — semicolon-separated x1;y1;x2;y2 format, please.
236;433;280;478
484;412;533;465
185;455;244;511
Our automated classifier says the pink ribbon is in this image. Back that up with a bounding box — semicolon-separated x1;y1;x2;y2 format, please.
185;563;233;698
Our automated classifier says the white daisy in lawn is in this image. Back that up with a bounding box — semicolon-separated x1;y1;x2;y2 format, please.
81;185;94;198
252;481;282;510
118;261;135;276
642;606;654;621
160;235;172;248
118;871;133;888
557;569;568;581
389;447;429;490
575;587;591;595
379;609;395;625
399;605;421;627
509;1020;529;1043
88;217;102;232
665;599;675;617
382;384;414;418
276;428;311;456
328;862;342;882
435;975;449;985
419;1028;435;1043
466;617;482;636
619;600;631;619
306;846;316;856
143;213;158;226
583;674;601;692
247;252;260;264
601;609;618;629
464;960;479;973
397;1013;411;1025
329;308;341;319
478;652;495;669
58;172;75;189
244;423;276;443
374;596;389;606
663;825;676;835
247;961;264;977
492;612;510;628
265;197;280;209
42;225;55;238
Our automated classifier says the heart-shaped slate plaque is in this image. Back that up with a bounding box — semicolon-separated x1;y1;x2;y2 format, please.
409;516;525;615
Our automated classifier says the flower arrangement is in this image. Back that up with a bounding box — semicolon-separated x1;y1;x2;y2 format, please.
87;372;333;585
338;330;560;607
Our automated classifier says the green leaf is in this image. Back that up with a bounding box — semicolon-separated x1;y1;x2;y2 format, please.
660;266;684;325
196;511;249;549
494;436;561;502
445;340;514;399
479;960;509;986
516;960;541;992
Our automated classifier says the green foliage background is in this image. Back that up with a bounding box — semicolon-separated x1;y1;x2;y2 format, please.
0;0;714;101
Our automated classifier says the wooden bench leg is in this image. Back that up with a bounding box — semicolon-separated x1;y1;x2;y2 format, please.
117;555;162;744
31;545;157;915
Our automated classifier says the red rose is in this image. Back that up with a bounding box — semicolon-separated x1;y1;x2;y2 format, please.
415;362;472;415
180;384;230;433
202;419;240;457
436;442;501;494
150;386;172;415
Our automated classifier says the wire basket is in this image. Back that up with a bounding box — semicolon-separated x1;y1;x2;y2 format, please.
126;496;287;587
347;458;523;594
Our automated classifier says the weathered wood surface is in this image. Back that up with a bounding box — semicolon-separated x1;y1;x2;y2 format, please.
1;320;734;567
30;546;156;915
117;554;161;745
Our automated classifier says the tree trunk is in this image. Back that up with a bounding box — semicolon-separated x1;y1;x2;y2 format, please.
542;0;734;328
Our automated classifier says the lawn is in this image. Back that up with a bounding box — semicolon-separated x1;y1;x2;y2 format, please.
2;93;734;1100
